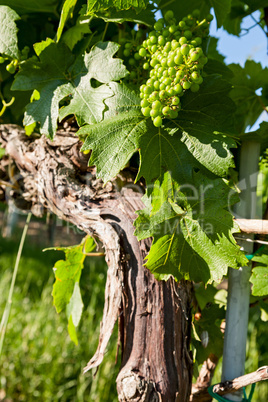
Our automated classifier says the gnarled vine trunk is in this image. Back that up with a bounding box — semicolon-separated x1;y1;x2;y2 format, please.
0;125;193;401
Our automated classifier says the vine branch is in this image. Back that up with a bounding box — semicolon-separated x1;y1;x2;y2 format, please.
190;366;268;402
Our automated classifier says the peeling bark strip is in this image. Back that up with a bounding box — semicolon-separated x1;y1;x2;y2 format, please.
0;125;193;402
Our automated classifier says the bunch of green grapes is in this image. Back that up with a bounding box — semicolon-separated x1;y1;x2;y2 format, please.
138;9;213;127
120;28;147;81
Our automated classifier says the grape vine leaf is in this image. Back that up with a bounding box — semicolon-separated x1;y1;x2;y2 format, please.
12;41;128;137
61;16;92;50
95;5;155;26
210;0;232;27
87;0;149;13
228;61;268;133
78;82;143;182
0;0;59;15
135;171;248;283
80;110;145;183
56;0;78;42
0;6;20;60
250;250;268;296
45;236;95;343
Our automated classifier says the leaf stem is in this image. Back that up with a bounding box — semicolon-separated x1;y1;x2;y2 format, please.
102;22;109;42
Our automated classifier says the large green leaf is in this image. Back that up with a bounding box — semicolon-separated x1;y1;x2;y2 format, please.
80;109;145;183
0;6;20;59
210;0;232;27
94;4;155;26
0;0;58;14
87;0;149;13
56;0;78;42
77;82;142;182
12;41;128;137
228;61;268;133
61;16;92;50
135;172;247;283
250;250;268;296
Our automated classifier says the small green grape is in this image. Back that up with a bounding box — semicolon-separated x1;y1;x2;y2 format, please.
190;51;200;61
159;90;167;99
183;81;191;89
181;44;190;56
171;96;180;105
162;106;171;116
174;53;183;65
164;10;174;21
143;62;150;70
191;71;200;81
192;9;200;18
174;84;183;94
0;56;5;64
158;35;166;46
129;58;136;66
179;37;187;46
153;116;162;127
207;14;214;22
162;29;169;37
123;49;131;57
141;99;149;108
150;108;159;118
152;100;162;109
6;62;16;74
169;25;177;34
134;52;141;60
139;48;147;57
154;21;164;31
142;106;151;117
184;30;192;40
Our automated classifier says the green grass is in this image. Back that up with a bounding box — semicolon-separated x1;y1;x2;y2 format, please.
0;233;119;401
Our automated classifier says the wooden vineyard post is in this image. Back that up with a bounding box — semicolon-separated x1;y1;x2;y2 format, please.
221;141;261;401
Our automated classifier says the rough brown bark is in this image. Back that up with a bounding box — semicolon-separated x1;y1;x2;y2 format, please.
0;124;193;402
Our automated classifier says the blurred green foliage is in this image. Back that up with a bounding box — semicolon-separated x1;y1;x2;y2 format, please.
0;233;118;401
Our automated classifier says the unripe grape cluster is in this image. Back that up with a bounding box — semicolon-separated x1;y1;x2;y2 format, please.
138;9;213;127
0;46;30;74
